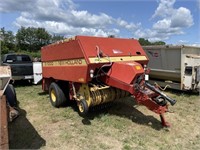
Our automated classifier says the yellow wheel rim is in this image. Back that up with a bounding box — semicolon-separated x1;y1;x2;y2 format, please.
78;102;84;113
51;89;56;102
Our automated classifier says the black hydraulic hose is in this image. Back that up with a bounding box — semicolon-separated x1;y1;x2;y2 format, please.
145;82;176;106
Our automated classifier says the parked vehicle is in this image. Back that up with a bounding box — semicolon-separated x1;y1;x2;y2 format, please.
143;45;200;92
2;53;33;82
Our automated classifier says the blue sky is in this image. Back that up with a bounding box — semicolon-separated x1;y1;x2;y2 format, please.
0;0;199;45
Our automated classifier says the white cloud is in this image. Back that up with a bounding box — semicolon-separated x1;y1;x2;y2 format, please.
134;28;170;42
3;0;115;37
135;0;194;42
7;0;141;37
177;40;200;47
0;0;37;13
152;0;176;18
0;0;195;42
175;40;200;47
170;7;193;28
189;43;200;47
152;0;193;29
70;10;113;27
116;18;141;30
153;19;171;30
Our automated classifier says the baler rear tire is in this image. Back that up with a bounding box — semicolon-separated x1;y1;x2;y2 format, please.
49;82;66;108
57;81;70;105
78;99;89;116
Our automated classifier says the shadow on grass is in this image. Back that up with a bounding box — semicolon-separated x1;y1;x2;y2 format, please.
8;103;46;149
76;98;163;130
12;80;34;87
165;88;200;96
38;91;48;96
108;100;163;130
41;90;165;130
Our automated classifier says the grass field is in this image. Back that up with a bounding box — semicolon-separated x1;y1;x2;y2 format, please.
8;84;200;150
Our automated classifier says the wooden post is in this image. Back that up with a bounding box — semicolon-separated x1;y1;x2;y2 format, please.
0;95;9;150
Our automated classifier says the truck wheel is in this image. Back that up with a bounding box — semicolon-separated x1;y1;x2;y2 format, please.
49;82;66;108
5;84;17;107
78;99;89;116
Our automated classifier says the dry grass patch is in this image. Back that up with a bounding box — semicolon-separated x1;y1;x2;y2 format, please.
8;85;200;150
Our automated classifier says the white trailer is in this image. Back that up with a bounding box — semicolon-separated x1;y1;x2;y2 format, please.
143;45;200;92
33;62;42;84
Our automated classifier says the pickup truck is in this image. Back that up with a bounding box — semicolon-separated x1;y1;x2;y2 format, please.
2;53;33;82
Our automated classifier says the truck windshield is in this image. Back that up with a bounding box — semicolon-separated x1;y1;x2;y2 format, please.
5;55;31;63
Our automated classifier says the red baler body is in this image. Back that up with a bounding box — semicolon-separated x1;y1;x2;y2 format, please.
42;36;148;83
42;36;176;127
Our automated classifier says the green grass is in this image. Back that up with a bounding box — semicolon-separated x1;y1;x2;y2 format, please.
8;84;200;150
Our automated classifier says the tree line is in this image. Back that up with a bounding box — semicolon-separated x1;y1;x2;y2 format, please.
1;27;165;55
138;38;165;46
0;27;64;54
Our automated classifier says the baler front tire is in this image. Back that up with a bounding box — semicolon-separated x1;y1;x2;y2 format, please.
49;82;66;108
78;99;89;116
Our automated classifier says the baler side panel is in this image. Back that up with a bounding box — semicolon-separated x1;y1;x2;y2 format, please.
41;39;90;83
41;40;84;61
43;66;88;83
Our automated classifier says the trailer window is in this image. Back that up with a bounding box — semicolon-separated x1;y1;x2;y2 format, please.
185;66;192;75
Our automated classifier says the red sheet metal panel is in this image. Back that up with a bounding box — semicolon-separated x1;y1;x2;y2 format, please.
77;36;148;63
107;62;144;85
41;39;84;62
42;66;88;83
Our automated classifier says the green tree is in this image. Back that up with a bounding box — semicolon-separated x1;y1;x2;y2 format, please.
51;34;64;43
152;41;165;45
36;28;52;48
138;38;165;46
138;38;151;46
16;27;51;51
16;26;29;51
0;27;16;54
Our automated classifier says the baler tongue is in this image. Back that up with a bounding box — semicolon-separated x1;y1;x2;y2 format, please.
103;61;176;127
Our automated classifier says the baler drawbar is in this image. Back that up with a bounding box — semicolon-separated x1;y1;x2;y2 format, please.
42;36;176;127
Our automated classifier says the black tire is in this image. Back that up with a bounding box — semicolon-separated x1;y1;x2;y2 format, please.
49;82;66;108
57;81;70;105
78;99;89;116
5;84;17;107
